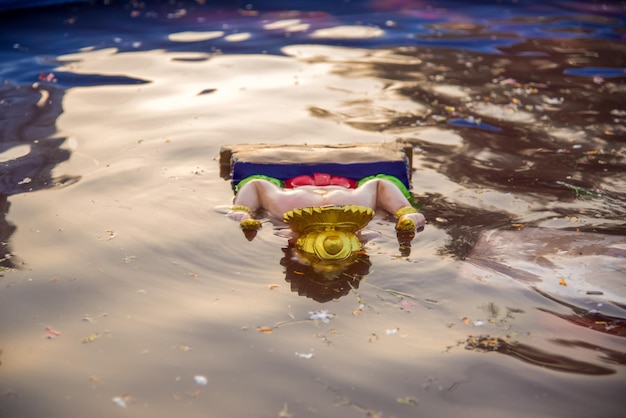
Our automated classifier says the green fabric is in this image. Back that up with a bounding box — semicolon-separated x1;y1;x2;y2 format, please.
357;174;412;199
234;174;283;193
235;173;413;201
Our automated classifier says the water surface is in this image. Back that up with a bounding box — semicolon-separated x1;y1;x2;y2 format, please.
1;1;625;417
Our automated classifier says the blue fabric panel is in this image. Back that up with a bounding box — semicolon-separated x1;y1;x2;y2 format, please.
231;161;411;190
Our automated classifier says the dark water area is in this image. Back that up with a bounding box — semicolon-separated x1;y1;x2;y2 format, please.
1;1;625;417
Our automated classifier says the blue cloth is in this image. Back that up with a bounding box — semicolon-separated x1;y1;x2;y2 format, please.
231;161;411;192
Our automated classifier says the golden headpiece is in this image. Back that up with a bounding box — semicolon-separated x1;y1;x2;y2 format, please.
283;206;375;272
283;205;374;234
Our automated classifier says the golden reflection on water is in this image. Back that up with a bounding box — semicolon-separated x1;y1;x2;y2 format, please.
1;41;625;418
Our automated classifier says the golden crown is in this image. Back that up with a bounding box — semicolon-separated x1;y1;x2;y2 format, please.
283;205;375;234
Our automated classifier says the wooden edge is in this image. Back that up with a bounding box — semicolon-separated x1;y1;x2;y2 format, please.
219;140;413;180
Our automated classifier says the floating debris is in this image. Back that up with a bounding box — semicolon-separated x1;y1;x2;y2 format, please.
543;96;564;105
44;327;61;339
279;403;294;418
465;335;503;351
257;326;273;333
309;310;335;323
38;72;56;82
397;396;418;406
295;352;314;359
197;88;217;96
194;375;208;386
167;8;187;19
82;333;100;344
447;118;502;132
82;313;108;323
111;395;132;408
400;300;418;310
556;181;602;198
386;328;399;335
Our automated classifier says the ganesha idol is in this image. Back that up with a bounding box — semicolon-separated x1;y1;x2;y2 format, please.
218;143;424;300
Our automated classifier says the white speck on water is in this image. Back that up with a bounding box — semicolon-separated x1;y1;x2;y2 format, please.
295;352;314;359
309;310;335;323
111;396;127;408
194;375;208;386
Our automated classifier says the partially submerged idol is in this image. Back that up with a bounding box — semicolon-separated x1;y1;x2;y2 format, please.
220;142;425;277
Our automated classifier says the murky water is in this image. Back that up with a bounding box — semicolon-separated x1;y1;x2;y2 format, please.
1;1;625;417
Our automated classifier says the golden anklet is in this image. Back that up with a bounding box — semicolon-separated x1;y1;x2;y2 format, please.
231;205;254;215
395;206;418;218
395;217;416;232
240;218;261;230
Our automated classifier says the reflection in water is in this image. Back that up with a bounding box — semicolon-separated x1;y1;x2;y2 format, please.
280;243;370;303
295;30;626;348
467;228;626;283
302;35;626;225
534;287;626;338
465;335;615;376
551;339;626;366
278;19;626;404
0;196;15;268
240;226;417;302
419;194;513;259
0;82;79;268
0;83;77;194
